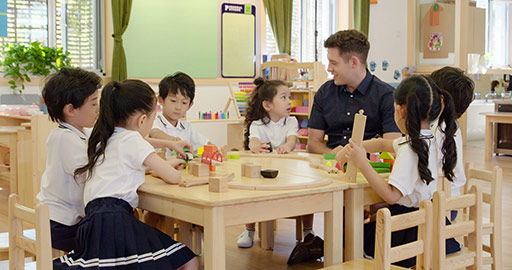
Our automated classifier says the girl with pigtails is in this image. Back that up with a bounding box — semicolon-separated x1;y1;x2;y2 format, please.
336;75;459;268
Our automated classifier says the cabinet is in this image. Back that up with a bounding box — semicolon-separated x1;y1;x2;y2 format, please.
260;61;328;150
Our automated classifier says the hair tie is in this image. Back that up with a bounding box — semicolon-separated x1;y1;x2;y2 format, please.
113;82;121;90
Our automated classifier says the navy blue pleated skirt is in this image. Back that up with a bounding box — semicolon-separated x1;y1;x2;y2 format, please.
53;197;196;269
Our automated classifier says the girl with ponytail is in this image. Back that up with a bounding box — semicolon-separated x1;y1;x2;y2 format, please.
55;80;198;270
336;75;459;267
238;77;299;248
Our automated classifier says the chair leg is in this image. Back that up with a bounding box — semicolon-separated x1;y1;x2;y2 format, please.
491;228;502;270
295;217;302;241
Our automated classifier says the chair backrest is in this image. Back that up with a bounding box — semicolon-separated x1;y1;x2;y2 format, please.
433;185;483;270
463;162;502;228
8;194;52;270
374;200;433;270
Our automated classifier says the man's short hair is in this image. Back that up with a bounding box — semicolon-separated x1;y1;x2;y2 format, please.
324;29;370;64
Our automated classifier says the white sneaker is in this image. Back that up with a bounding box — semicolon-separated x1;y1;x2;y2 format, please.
237;229;255;248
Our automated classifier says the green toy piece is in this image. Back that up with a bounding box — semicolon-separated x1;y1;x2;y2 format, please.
377;152;394;160
343;161;390;173
227;153;240;159
323;153;336;160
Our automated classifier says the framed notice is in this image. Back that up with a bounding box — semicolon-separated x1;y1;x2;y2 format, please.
221;3;256;78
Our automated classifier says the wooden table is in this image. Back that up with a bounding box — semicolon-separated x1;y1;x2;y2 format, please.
138;155;348;270
481;112;512;161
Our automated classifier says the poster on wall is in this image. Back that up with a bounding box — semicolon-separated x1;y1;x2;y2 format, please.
422;3;452;59
0;0;7;37
221;3;256;78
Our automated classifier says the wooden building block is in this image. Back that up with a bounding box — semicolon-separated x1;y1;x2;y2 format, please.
241;162;253;176
345;110;367;182
204;144;216;153
195;163;209;177
209;177;228;192
244;164;262;178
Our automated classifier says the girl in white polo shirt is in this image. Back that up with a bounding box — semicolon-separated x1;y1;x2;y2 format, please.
339;75;459;268
54;80;198;270
237;77;298;248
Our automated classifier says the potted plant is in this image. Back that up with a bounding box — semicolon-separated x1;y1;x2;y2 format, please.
1;41;70;93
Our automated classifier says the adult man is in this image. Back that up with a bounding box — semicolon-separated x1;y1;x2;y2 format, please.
298;30;401;248
308;29;401;154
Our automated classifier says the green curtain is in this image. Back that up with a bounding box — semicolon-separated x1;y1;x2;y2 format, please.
111;0;133;81
353;0;370;37
263;0;293;55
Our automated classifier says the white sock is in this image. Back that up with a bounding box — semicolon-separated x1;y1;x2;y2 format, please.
303;228;314;238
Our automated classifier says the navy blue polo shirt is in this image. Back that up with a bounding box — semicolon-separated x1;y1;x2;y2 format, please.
308;70;400;149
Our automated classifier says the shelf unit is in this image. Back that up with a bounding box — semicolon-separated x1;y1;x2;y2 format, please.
261;61;328;150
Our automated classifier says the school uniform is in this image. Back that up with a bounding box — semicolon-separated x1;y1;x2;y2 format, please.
248;116;299;149
152;113;209;155
54;128;195;270
432;121;466;197
364;130;460;268
36;122;89;252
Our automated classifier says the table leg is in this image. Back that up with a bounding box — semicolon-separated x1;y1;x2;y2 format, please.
485;118;493;161
203;207;225;270
324;190;343;266
178;221;194;249
344;188;364;261
259;220;274;250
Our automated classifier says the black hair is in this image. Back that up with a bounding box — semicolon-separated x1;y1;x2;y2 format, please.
491;80;499;92
42;67;101;123
74;80;157;180
243;77;287;150
158;72;195;102
324;29;370;64
430;66;474;119
394;75;457;184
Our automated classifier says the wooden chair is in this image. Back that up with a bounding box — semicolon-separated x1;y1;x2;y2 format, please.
463;163;502;270
320;200;433;270
433;185;483;270
8;194;52;269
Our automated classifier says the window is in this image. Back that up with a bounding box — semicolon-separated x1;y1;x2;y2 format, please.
484;0;511;68
264;0;337;67
0;0;102;71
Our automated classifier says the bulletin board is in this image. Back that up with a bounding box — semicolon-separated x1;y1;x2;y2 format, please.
124;0;218;78
0;0;7;37
221;3;256;78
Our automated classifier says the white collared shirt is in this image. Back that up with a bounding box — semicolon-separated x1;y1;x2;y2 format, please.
83;127;155;209
388;129;439;208
249;116;299;149
152;114;209;155
432;120;465;197
36;122;89;226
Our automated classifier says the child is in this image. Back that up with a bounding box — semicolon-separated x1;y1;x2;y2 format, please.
238;77;298;248
338;75;459;267
36;67;101;252
54;80;198;270
430;67;474;200
150;72;213;155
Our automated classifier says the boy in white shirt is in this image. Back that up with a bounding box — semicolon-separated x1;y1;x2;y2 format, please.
36;67;101;252
149;72;213;155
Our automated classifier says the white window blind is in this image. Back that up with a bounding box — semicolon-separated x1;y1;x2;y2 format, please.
0;0;101;70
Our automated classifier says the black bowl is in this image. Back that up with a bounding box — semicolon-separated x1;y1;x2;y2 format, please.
261;169;279;178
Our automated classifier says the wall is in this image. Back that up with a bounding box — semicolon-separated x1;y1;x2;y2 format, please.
367;0;408;83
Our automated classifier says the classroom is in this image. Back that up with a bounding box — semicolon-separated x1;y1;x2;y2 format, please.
0;0;509;269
